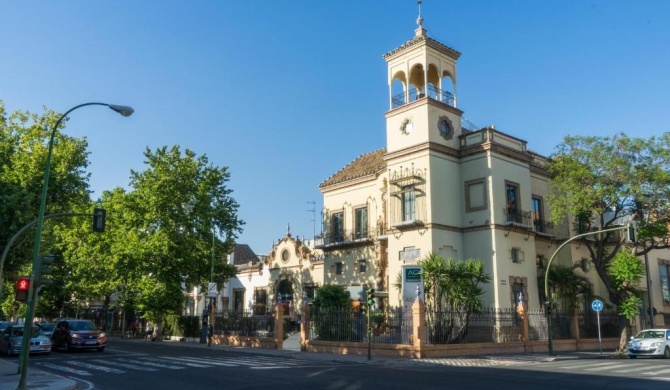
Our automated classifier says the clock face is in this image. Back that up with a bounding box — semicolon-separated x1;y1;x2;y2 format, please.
438;117;453;139
401;118;413;134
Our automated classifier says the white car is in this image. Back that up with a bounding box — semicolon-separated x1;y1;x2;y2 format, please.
627;329;670;358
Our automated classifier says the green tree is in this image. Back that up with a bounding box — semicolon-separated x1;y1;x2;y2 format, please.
0;101;90;316
548;264;593;312
548;133;670;346
312;284;351;311
126;146;243;335
608;250;644;347
419;252;491;343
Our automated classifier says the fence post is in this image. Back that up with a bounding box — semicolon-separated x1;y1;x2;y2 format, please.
275;304;284;350
300;304;310;352
517;301;530;343
571;309;580;341
412;299;426;357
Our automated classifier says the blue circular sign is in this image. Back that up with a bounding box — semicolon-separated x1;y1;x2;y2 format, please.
592;299;603;312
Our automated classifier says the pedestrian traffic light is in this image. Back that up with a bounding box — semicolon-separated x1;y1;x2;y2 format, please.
34;254;55;288
544;301;552;315
367;288;375;307
15;277;30;302
92;207;106;232
626;223;636;243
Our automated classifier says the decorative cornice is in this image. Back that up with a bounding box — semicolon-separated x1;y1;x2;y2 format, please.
383;35;461;61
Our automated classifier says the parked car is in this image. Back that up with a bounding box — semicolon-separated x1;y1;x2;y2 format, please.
0;324;52;356
0;321;14;333
51;319;106;352
38;323;56;339
627;329;670;358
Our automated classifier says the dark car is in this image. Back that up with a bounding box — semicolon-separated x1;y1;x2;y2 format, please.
0;321;14;333
0;324;52;356
51;319;106;352
38;323;56;339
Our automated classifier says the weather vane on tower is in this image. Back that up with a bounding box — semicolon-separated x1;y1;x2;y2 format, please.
417;0;424;28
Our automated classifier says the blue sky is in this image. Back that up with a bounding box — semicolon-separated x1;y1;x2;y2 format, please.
2;1;669;255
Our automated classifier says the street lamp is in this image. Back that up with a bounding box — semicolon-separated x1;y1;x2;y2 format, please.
18;102;133;390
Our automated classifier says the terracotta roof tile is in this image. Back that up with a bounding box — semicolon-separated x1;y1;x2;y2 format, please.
319;148;387;188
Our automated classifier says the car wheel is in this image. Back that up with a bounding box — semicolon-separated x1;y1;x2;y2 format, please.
629;355;637;359
664;347;670;359
65;343;73;353
7;343;15;357
97;346;105;352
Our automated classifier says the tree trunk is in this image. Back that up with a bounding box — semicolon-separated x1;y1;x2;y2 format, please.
618;316;630;352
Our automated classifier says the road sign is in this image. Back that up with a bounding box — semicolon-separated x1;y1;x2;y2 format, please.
208;282;217;298
592;299;603;312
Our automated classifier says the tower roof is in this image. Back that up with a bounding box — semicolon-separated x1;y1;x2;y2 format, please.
383;33;461;61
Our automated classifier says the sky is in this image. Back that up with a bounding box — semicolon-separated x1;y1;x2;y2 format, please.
1;1;669;256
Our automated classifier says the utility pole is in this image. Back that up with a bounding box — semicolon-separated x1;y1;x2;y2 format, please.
307;201;316;241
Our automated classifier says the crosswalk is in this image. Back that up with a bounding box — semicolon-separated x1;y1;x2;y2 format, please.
36;354;334;377
538;359;670;382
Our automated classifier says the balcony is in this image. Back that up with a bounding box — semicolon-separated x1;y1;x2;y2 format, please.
504;208;533;229
314;226;385;249
533;219;555;236
392;86;455;109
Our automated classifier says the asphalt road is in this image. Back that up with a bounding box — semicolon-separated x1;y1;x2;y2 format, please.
14;340;670;390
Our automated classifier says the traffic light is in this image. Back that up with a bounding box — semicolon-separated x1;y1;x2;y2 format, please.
626;223;636;243
34;254;55;288
367;288;375;307
544;301;552;316
92;207;106;232
15;277;30;302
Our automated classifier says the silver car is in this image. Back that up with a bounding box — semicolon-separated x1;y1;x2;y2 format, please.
0;324;52;356
627;329;670;358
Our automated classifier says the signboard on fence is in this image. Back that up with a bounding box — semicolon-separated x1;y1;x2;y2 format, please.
401;264;423;308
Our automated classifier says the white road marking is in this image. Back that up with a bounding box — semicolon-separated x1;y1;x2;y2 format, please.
66;360;126;374
90;359;158;371
37;362;91;376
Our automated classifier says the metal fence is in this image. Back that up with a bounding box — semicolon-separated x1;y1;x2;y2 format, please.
577;309;620;338
212;310;274;338
427;308;522;344
309;307;413;345
527;308;572;341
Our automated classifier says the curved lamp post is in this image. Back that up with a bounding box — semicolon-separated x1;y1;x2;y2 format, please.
18;102;133;389
543;224;630;356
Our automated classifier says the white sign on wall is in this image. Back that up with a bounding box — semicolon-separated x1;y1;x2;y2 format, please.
399;247;421;263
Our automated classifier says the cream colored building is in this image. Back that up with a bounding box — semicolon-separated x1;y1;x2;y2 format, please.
315;17;670;329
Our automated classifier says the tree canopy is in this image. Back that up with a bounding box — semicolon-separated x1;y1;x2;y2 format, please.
548;133;670;340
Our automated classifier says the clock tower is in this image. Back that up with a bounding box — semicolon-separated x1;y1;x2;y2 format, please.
383;11;464;154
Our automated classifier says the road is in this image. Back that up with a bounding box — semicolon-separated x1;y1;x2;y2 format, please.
12;340;670;390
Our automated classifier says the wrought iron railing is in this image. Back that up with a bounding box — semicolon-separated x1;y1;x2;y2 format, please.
533;219;555;236
309;307;413;345
314;226;385;248
426;308;521;344
392;87;455;109
212;310;274;337
504;208;533;228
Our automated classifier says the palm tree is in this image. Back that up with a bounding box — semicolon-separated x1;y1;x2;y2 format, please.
419;252;491;343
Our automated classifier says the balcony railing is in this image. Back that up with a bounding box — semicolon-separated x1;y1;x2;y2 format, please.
392;87;455;109
314;226;386;248
533;219;555;236
504;208;532;228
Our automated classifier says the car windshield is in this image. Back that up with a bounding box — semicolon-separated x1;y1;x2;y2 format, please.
635;330;665;339
39;323;55;331
70;321;96;331
10;326;41;338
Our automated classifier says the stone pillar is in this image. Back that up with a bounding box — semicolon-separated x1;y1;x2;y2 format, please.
275;304;284;350
516;302;529;342
412;299;426;357
571;309;580;341
300;305;311;352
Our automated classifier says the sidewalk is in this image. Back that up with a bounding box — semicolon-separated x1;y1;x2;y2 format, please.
0;361;76;390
